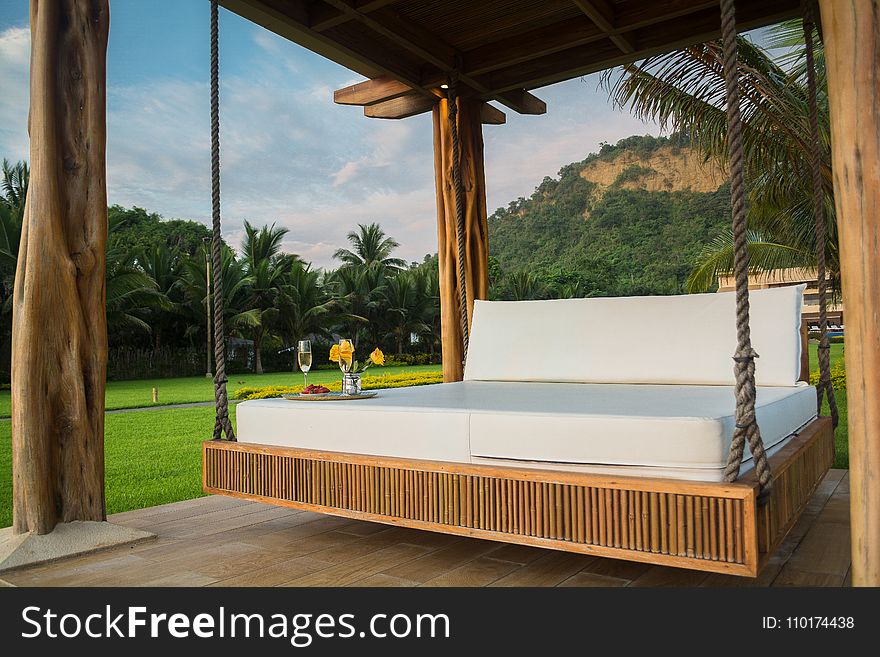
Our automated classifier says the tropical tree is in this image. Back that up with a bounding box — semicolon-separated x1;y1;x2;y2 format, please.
601;21;835;291
138;243;182;349
503;271;549;301
178;243;257;351
333;222;406;270
381;270;430;354
325;263;387;347
276;262;334;350
105;243;161;336
240;221;295;373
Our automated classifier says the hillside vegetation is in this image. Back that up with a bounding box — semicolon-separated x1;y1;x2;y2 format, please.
488;134;732;298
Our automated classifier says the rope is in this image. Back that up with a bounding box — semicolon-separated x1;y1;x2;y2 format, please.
802;0;839;428
719;0;771;504
210;0;235;441
446;65;470;364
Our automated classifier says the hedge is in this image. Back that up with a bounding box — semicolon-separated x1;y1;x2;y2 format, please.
234;371;444;400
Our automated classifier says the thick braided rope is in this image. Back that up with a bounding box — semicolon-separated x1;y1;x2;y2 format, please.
719;0;771;503
210;0;235;441
446;69;470;363
802;0;839;428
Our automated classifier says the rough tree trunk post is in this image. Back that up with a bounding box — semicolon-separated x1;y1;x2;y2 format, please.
11;0;110;535
432;97;489;382
819;0;880;586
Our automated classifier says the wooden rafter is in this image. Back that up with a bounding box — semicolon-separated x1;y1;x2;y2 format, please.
320;0;546;115
475;0;801;93
360;91;506;125
571;0;636;54
416;0;758;88
333;75;412;106
310;0;399;32
225;0;800;107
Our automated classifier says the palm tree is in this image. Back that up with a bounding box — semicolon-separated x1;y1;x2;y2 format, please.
138;243;182;349
333;222;406;270
601;21;835;291
178;243;258;352
325;264;387;347
105;243;162;335
503;271;549;301
382;270;430;354
276;262;335;351
240;221;295;374
415;263;441;354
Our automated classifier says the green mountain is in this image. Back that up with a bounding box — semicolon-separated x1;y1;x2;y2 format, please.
488;134;731;299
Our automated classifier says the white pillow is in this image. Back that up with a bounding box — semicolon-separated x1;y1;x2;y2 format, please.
463;285;805;387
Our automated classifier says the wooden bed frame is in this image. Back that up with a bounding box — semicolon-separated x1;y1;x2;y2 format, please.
203;415;833;577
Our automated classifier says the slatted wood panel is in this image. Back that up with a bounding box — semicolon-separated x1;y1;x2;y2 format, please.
204;417;833;577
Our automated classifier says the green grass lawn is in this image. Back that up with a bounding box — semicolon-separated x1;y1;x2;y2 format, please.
0;345;849;528
0;364;441;417
0;405;228;528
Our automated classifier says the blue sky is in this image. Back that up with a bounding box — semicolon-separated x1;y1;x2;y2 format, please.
0;0;658;267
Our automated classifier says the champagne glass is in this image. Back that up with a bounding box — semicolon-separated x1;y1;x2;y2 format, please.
297;340;312;389
337;338;354;374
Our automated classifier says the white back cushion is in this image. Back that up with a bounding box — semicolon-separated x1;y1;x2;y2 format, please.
464;285;805;387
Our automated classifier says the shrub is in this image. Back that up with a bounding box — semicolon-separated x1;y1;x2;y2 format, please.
234;371;444;400
810;362;846;391
383;352;442;366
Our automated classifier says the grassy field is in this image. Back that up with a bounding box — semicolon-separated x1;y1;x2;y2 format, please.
0;365;441;417
0;405;226;528
0;345;849;528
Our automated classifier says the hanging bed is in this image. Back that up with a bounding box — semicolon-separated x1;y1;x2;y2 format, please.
203;285;834;577
202;0;837;578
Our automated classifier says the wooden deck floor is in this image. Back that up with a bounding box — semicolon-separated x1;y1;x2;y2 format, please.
1;470;851;587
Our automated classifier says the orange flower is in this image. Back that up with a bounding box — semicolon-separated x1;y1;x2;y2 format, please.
329;344;340;362
369;348;385;366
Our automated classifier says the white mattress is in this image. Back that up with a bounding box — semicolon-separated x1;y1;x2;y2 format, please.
236;381;817;482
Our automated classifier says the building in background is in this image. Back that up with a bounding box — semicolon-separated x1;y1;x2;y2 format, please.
717;268;843;330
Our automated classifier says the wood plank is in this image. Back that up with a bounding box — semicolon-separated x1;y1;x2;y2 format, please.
349;573;420;587
280;542;432;586
310;0;400;32
365;93;436;119
421;556;520;587
334;75;414;105
382;539;498;583
557;572;629;587
489;551;591;587
571;0;635;53
628;565;710;587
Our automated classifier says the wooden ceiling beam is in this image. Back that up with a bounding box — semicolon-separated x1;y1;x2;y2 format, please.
334;75;413;106
310;0;400;33
364;94;437;119
571;0;636;54
321;0;546;115
426;1;719;86
461;16;606;77
480;103;507;125
363;94;506;124
475;0;800;93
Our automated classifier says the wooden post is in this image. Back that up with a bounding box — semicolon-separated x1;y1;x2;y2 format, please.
432;97;489;382
11;0;110;535
819;0;880;586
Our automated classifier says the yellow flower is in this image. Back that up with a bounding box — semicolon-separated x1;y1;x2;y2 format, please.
339;340;354;364
329;344;339;362
369;348;385;366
